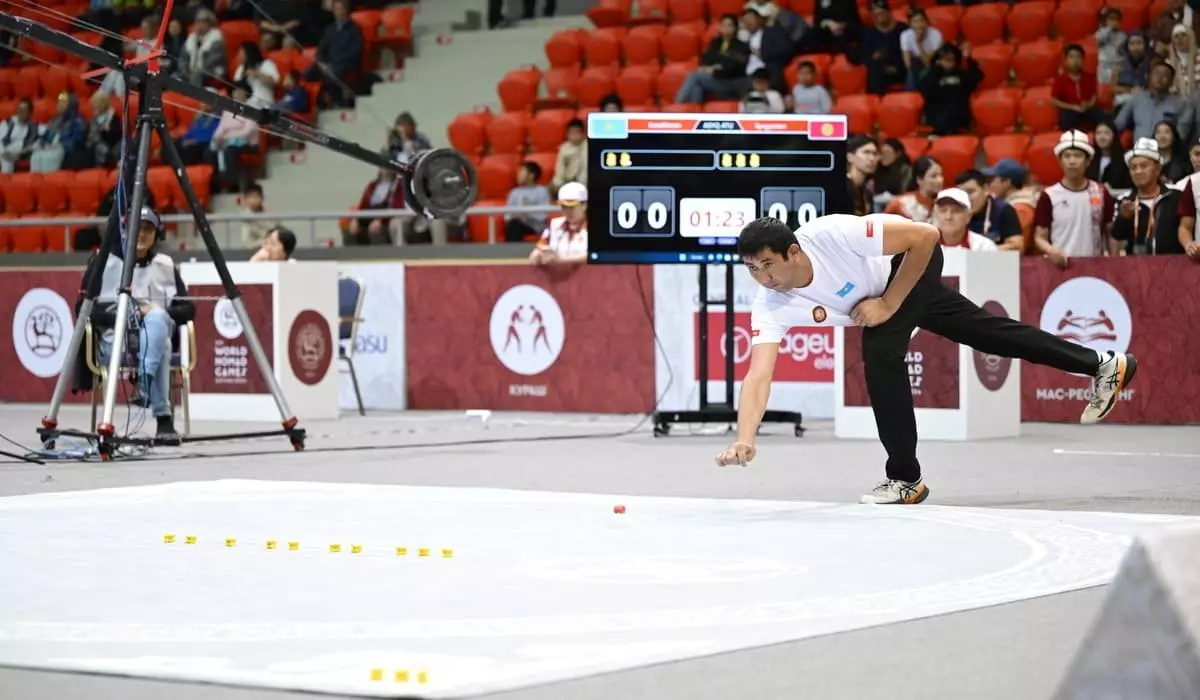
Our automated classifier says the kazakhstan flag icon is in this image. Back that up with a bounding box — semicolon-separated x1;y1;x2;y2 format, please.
590;116;628;139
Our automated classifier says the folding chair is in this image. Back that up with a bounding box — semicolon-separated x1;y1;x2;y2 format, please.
338;276;366;417
84;320;197;435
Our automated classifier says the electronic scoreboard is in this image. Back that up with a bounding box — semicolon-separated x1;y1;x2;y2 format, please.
585;112;850;265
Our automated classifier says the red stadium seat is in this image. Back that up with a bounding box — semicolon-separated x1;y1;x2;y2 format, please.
66;169;105;215
982;133;1032;165
659;102;702;112
637;0;670;21
529;108;576;152
1006;2;1053;44
898;136;931;160
466;199;507;243
0;68;14;100
970;89;1019;135
13;65;43;100
477;156;520;200
586;0;632;28
36;171;70;214
485;112;529;155
5;173;38;215
924;6;962;44
576;67;617;107
833;94;878;134
927;136;979;184
1013;40;1061;87
615;65;657;105
447;112;487;156
1026;131;1064;186
496;69;540;112
661;24;703;63
146;166;176;212
704;100;739;112
379;6;415;54
40;67;72;100
7;224;45;253
584;29;623;67
544;66;582;100
544;30;584;68
1053;2;1101;43
668;0;707;23
707;0;744;18
959;3;1008;46
876;91;924;138
828;55;866;95
970;43;1014;91
1019;86;1058;132
656;62;694;101
623;28;662;66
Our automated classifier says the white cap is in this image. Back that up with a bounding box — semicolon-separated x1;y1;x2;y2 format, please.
557;181;588;205
1054;130;1095;158
934;187;971;209
1124;137;1163;165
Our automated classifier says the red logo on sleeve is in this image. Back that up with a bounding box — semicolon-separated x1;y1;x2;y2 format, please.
865;221;875;238
751;329;760;337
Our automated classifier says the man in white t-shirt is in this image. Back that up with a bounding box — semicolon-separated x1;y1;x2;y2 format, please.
715;214;1138;505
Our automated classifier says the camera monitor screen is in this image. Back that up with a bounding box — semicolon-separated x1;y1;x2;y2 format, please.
584;112;851;265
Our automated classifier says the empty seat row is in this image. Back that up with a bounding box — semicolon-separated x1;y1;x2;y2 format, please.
0;165;214;217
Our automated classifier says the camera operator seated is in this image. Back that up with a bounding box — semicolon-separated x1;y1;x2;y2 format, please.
82;207;196;439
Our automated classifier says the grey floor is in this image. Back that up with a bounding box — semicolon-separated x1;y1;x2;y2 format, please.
1;404;1198;700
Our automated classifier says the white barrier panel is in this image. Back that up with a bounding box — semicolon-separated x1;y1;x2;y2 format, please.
335;263;407;411
180;261;340;422
653;264;834;419
835;249;1021;441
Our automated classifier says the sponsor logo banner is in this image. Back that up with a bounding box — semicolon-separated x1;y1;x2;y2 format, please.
1020;258;1200;424
842;277;962;410
653;265;834;418
288;309;333;386
974;300;1013;392
0;270;87;404
336;263;407;411
189;284;274;394
406;265;654;413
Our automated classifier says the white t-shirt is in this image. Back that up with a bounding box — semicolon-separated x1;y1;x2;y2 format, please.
234;59;281;108
537;216;588;259
899;27;943;59
751;214;899;345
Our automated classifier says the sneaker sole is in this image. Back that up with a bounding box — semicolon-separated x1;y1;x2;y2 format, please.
1093;353;1138;423
860;483;931;505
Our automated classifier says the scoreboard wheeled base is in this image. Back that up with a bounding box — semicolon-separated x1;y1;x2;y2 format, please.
651;410;806;438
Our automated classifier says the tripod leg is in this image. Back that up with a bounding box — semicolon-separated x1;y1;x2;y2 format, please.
40;142;138;436
97;118;156;440
156;124;301;441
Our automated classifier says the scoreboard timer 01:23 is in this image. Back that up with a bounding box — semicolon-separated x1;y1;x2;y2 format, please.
609;186;827;238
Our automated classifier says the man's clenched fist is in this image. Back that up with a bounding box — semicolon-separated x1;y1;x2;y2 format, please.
715;441;756;467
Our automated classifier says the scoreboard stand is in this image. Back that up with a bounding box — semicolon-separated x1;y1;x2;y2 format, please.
583;112;848;440
651;263;806;439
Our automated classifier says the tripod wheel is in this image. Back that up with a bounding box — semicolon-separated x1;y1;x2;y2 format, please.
291;438;306;452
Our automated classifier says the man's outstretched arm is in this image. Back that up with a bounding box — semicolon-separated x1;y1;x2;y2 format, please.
717;341;780;466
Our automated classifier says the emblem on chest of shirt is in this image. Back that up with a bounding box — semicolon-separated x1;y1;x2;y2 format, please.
813;306;827;323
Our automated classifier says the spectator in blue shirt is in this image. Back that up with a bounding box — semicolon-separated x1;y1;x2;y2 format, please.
863;0;908;95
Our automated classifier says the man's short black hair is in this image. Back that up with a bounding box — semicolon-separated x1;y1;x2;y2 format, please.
520;160;543;181
737;217;797;259
797;60;816;72
566;118;585;132
1064;43;1084;57
955;169;985;187
245;182;264;197
271;226;297;258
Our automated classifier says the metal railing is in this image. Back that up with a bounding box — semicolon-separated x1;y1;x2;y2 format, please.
0;204;563;252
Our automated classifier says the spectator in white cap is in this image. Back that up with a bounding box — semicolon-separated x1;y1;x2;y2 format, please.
530;181;588;267
932;188;998;251
1112;137;1186;255
1032;130;1114;267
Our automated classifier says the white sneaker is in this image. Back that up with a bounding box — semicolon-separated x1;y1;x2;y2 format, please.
860;478;930;505
1081;351;1138;425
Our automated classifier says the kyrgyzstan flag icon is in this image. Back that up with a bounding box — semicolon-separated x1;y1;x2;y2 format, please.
807;117;847;141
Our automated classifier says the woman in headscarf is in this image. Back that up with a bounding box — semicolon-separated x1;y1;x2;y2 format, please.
31;91;87;172
1167;23;1200;97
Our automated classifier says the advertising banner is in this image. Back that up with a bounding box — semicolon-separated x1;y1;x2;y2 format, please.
1;269;87;404
1019;257;1200;424
842;277;962;410
188;283;274;395
405;265;655;413
654;264;835;419
336;263;407;411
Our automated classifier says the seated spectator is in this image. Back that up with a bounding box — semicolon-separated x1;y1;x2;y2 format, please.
738;8;794;92
985;158;1040;243
1033;131;1114;268
1111;137;1184;255
789;60;832;113
1088;118;1134;189
933;188;998;251
900;8;942;90
32;92;87;173
919;44;982;135
0;98;41;174
1096;8;1126;86
78;206;194;439
740;68;785;113
1054;44;1109;131
250;226;297;262
1155;0;1199;56
209;81;260;194
1154;119;1192;181
344;166;405;246
277;71;311;116
803;0;862;55
885;155;942;222
180;9;227;87
240;183;278;247
1176;163;1200;261
954;169;1024;251
1115;60;1183;140
674;14;749;104
176;94;220;165
552;119;587;189
873;138;912;199
846;134;878;216
530;182;587;267
862;0;907;96
233;41;280;108
599;94;624;112
162;18;187;76
505;161;551;242
86;91;121;169
305;0;364;109
742;0;779;27
1114;32;1152;108
386;112;432;165
1167;24;1199;96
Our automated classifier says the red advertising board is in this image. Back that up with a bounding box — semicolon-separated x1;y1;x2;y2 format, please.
405;265;655;413
693;311;834;382
1;269;89;404
1019;257;1200;424
189;283;274;394
842;277;962;410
